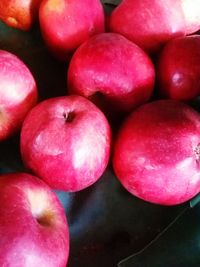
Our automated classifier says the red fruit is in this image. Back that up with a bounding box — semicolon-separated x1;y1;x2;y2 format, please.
113;100;200;205
0;0;41;31
39;0;105;60
108;0;186;54
67;32;155;118
20;95;112;192
0;172;69;267
0;50;38;141
157;35;200;101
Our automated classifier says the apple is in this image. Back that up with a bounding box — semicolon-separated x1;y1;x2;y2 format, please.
180;0;200;34
113;100;200;205
108;0;186;54
0;172;69;267
0;0;41;31
39;0;105;60
67;32;155;120
0;50;38;141
20;95;112;192
156;35;200;101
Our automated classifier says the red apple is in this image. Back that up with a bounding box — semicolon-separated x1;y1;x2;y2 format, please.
0;0;41;31
108;0;186;54
0;172;69;267
113;100;200;205
0;50;38;141
156;35;200;101
67;32;155;119
20;95;112;192
180;0;200;34
39;0;105;60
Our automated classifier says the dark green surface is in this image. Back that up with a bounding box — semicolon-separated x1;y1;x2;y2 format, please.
119;205;200;267
0;16;200;267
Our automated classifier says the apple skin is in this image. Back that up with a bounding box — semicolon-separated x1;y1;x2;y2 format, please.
0;50;38;141
180;0;200;34
156;35;200;101
113;100;200;205
67;32;155;119
0;0;41;31
39;0;105;60
108;0;186;54
20;95;112;192
0;172;69;267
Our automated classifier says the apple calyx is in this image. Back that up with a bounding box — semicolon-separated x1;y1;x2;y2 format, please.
194;143;200;161
35;210;55;227
63;111;75;122
27;189;56;227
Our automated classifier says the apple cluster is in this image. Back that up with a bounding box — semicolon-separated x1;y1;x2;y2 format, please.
0;0;200;266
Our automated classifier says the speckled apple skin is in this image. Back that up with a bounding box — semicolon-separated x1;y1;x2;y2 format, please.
0;50;38;141
108;0;186;54
113;100;200;205
0;172;69;267
67;33;155;116
157;35;200;101
39;0;105;60
20;95;112;192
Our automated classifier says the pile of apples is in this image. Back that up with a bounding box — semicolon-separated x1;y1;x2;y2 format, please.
1;0;200;266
